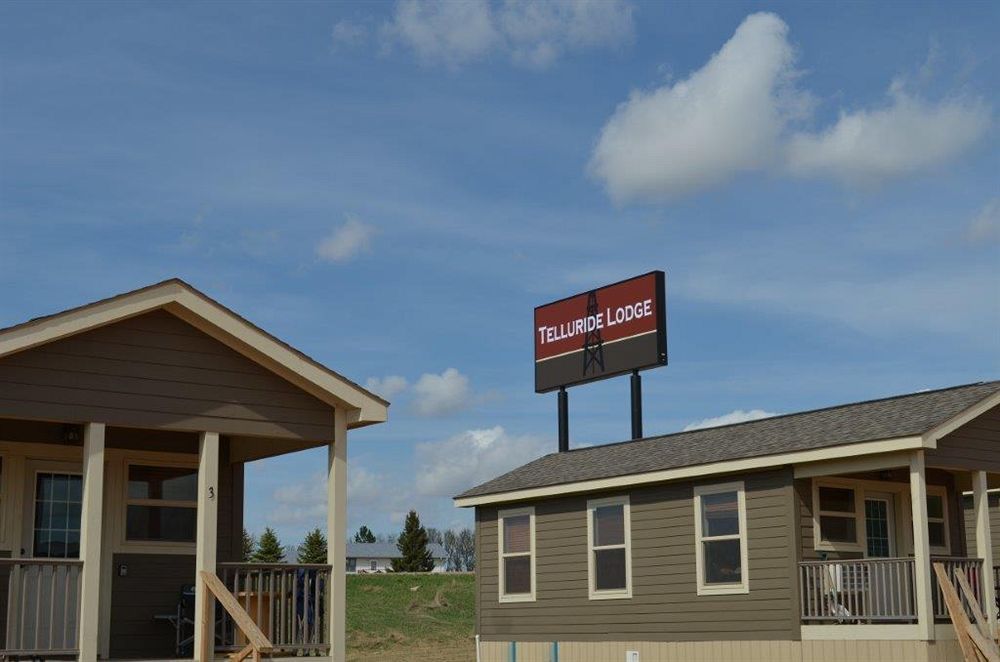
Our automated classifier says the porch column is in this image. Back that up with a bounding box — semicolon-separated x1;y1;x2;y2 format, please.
79;422;106;662
972;471;998;637
194;432;220;662
327;408;348;662
910;450;934;640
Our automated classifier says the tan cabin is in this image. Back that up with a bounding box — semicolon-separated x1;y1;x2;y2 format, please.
455;382;1000;662
0;279;388;661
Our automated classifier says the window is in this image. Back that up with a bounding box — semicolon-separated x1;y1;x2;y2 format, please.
814;482;864;551
927;487;950;554
587;496;631;600
125;464;197;543
498;507;535;602
694;482;748;595
33;473;83;558
370;560;378;572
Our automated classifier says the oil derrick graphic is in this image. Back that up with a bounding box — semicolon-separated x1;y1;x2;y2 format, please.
582;290;605;376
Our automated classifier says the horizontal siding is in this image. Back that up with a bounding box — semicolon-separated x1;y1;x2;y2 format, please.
0;310;333;440
477;469;798;642
927;404;1000;472
109;553;196;659
962;493;1000;561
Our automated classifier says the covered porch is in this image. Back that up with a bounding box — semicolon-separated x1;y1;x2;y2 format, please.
0;280;389;661
793;392;1000;641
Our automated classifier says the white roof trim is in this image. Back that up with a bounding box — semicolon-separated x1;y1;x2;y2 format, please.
0;279;388;427
454;435;930;508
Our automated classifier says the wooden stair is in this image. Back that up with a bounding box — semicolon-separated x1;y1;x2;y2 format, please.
933;562;1000;662
200;571;274;662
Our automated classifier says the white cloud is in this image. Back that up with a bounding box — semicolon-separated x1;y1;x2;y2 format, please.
382;0;499;67
589;12;804;202
786;84;991;185
381;0;633;69
365;375;409;399
967;198;1000;243
415;426;551;497
683;409;779;432
411;367;472;416
332;20;368;48
500;0;634;69
316;216;375;263
268;473;326;526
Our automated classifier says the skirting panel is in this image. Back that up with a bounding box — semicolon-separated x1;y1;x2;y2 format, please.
478;639;965;662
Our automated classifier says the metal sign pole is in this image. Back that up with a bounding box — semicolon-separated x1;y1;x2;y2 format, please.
630;370;642;440
558;387;569;452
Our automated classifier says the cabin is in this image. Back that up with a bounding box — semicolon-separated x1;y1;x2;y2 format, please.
455;382;1000;662
0;279;388;662
345;542;448;573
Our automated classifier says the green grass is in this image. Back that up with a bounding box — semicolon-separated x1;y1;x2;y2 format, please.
346;573;475;658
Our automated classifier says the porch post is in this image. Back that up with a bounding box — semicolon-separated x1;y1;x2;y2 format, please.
79;422;106;662
327;408;348;662
910;450;934;640
972;471;998;637
194;432;220;661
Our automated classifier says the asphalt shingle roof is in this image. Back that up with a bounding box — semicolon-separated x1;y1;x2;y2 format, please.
457;381;1000;500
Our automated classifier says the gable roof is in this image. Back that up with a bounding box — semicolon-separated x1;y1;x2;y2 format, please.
346;542;447;560
456;381;1000;505
0;279;388;427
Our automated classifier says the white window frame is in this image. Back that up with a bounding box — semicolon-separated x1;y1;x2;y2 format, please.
498;506;535;603
926;485;950;555
812;479;867;553
119;457;198;554
694;481;749;596
587;495;632;600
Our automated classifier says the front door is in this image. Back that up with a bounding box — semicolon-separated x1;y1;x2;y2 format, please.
21;461;83;558
11;461;83;652
864;492;896;558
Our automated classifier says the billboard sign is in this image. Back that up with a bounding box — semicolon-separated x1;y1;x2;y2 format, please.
534;271;666;393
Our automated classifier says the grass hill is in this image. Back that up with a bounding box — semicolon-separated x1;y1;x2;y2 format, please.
346;573;475;661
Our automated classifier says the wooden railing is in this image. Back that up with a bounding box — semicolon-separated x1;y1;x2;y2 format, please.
0;558;83;657
800;558;917;623
215;563;331;655
932;557;985;621
201;571;273;662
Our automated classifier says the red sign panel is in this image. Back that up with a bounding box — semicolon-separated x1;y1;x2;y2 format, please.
534;271;666;393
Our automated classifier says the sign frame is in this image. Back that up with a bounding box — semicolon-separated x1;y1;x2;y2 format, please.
534;270;667;394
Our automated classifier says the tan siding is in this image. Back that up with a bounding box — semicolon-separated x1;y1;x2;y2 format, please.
928;404;1000;472
477;469;798;642
480;639;965;662
962;493;1000;562
0;310;333;440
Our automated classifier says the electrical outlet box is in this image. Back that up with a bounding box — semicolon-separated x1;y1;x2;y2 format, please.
626;651;639;662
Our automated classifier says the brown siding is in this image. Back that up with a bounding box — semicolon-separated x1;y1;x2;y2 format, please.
476;469;798;642
963;493;1000;562
928;404;1000;473
109;553;196;659
0;309;333;440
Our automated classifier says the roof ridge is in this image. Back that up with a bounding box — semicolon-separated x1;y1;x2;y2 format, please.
556;380;1000;456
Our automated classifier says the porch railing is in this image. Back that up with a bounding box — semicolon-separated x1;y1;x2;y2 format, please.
0;558;83;657
800;557;986;624
215;563;331;655
800;558;917;623
932;557;984;620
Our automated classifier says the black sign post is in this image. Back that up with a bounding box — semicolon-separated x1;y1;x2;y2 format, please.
630;369;642;440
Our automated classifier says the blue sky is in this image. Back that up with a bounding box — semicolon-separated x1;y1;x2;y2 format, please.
2;1;998;547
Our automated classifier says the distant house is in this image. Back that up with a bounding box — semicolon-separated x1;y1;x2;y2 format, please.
346;542;448;573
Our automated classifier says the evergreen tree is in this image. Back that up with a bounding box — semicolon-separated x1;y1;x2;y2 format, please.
353;525;376;543
253;527;285;562
241;528;256;562
391;510;434;572
298;528;328;564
